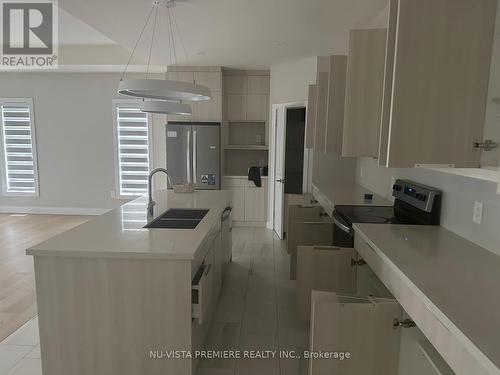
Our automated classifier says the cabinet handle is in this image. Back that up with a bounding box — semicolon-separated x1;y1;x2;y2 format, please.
351;258;367;267
393;318;416;329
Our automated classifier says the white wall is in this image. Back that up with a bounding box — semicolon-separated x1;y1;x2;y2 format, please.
356;157;500;256
0;72;165;213
270;56;317;104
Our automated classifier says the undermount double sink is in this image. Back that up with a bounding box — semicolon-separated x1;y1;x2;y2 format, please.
144;208;209;229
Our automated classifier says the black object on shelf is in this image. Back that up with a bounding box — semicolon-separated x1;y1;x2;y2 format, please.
248;166;262;187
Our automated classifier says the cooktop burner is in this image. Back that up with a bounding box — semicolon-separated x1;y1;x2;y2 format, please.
334;205;396;225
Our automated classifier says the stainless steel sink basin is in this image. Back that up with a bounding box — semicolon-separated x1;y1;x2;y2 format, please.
161;209;209;220
144;208;209;229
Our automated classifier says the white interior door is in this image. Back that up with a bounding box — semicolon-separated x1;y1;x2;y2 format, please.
273;105;286;238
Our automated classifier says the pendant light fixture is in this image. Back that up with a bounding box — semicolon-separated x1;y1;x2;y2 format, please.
118;0;210;115
140;100;192;115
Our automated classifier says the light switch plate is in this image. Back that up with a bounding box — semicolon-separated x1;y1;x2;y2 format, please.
473;202;483;224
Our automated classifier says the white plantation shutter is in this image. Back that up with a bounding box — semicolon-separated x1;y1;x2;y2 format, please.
115;104;151;196
0;100;38;195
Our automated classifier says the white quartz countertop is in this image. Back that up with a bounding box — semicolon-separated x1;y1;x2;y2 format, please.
27;190;231;260
313;182;392;206
353;223;500;372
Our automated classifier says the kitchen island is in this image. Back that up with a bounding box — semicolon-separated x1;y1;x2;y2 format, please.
26;190;232;375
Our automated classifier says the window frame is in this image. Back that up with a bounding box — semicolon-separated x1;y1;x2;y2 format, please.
0;98;40;197
112;99;153;199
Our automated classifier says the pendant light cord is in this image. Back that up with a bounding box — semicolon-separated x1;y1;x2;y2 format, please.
167;8;178;65
120;5;155;81
146;5;159;79
170;7;190;67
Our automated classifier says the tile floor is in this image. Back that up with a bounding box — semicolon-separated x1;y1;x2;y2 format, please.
0;227;308;375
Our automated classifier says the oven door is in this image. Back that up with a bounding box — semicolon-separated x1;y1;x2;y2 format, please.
332;211;354;248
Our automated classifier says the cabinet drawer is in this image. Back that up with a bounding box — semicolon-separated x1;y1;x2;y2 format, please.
312;187;334;217
192;262;214;325
288;221;333;280
310;291;402;375
297;245;357;320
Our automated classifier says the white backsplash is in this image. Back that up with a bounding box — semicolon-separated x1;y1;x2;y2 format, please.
356;157;500;256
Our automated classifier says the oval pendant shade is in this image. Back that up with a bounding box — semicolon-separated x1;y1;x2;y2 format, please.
118;79;211;102
140;100;192;115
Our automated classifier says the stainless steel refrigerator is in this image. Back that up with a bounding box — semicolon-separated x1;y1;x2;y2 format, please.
166;122;221;190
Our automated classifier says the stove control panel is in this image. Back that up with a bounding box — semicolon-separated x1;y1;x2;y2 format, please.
392;179;441;213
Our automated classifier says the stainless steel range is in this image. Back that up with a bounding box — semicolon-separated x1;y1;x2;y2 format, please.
332;179;442;247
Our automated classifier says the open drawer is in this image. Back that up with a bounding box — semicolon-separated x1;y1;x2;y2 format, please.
192;260;214;325
310;291;402;375
288;220;333;279
297;246;357;320
286;205;329;253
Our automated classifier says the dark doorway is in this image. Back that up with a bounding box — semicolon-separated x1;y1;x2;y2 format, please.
284;107;306;194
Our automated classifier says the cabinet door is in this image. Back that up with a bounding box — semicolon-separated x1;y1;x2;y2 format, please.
193;91;222;122
166;71;194;83
194;72;222;91
297;246;356;320
230;187;245;221
244;185;266;222
224;76;247;94
227;94;247;121
342;29;387;157
246;94;267;121
310;291;402;375
247;76;270;94
314;72;329;151
324;56;347;155
382;0;496;167
288;221;333;280
286;205;325;253
305;84;317;149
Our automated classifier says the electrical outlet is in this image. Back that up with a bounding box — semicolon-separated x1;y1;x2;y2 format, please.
110;190;116;199
360;167;364;178
473;202;483;224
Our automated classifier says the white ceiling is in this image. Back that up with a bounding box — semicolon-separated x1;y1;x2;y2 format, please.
58;0;389;69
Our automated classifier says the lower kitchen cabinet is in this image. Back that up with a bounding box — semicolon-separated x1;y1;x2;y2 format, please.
223;177;268;224
288;220;333;280
310;291;402;375
230;187;245;221
286;205;326;254
305;236;455;375
296;245;356;320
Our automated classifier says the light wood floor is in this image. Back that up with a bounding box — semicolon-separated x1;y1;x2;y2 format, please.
0;214;91;342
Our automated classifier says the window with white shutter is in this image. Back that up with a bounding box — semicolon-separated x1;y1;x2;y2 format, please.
0;99;39;196
113;101;151;197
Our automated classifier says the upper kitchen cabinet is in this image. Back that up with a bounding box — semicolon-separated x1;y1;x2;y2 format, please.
166;67;223;122
314;71;329;151
246;94;268;121
247;76;270;94
342;29;387;158
379;0;497;167
324;56;347;155
223;73;269;122
305;84;317;149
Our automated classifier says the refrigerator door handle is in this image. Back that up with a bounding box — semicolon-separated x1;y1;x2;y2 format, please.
186;130;191;184
193;130;197;184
